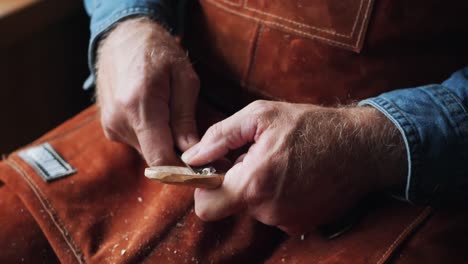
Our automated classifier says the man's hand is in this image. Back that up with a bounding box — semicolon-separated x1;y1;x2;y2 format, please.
182;100;406;234
97;17;199;165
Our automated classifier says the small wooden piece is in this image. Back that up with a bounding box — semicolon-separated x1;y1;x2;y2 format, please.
145;166;224;189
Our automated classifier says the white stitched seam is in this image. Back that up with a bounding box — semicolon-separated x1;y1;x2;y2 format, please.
349;0;366;40
355;0;373;50
241;0;366;38
205;0;360;49
220;0;241;7
6;158;85;264
359;99;414;203
438;86;468;114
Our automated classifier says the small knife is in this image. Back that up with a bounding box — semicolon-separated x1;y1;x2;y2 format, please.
145;165;224;189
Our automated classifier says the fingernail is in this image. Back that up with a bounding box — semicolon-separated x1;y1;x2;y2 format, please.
182;144;200;163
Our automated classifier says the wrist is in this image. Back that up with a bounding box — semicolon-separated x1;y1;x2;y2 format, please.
109;16;168;37
96;17;169;68
346;106;407;190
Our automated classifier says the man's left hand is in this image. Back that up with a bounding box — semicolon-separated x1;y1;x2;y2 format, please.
182;100;406;234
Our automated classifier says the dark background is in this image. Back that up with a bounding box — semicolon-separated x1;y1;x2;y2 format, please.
0;0;92;153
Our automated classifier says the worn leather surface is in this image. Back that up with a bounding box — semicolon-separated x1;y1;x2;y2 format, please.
186;0;468;111
0;103;277;263
2;0;468;263
0;184;59;264
1;103;467;263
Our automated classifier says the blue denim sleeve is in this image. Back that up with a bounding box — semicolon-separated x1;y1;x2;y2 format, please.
83;0;187;89
359;67;468;205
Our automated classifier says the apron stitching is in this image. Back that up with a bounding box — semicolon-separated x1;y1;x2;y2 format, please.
242;0;366;37
205;0;369;49
219;0;241;7
5;158;86;264
355;0;374;50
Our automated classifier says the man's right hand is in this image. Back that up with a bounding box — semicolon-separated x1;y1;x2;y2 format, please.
96;17;200;166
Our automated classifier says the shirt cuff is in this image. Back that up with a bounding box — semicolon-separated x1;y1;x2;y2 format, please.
85;1;171;89
359;70;468;204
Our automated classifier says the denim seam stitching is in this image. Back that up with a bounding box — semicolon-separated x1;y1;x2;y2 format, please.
438;85;468;114
428;86;468;177
367;97;423;201
379;98;423;202
419;86;468;154
431;86;468;143
360;98;417;202
419;87;462;138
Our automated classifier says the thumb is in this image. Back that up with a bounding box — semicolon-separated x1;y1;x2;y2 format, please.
194;162;246;221
181;109;258;166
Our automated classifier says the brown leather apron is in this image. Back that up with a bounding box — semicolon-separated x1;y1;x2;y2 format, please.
186;0;468;110
1;1;468;263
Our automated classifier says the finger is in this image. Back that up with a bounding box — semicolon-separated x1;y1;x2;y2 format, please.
99;106;141;153
104;123;141;154
170;60;200;151
181;110;258;166
194;162;246;221
137;121;179;166
234;153;247;164
135;94;179;166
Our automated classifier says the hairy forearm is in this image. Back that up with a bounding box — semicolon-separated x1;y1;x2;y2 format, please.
292;104;407;194
346;106;407;189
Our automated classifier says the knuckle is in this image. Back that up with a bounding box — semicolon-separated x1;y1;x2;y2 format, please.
153;48;172;64
206;122;224;140
101;112;117;130
114;93;139;112
157;58;173;73
101;113;124;142
102;125;121;142
249;100;278;119
146;155;171;167
142;59;171;84
249;100;269;110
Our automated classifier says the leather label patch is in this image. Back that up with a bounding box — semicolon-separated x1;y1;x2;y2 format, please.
204;0;375;52
18;143;76;182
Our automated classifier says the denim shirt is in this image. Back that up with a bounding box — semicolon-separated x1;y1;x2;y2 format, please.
83;0;468;205
82;0;186;88
360;68;468;204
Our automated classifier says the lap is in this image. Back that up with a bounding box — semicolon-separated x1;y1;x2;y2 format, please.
0;183;59;264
